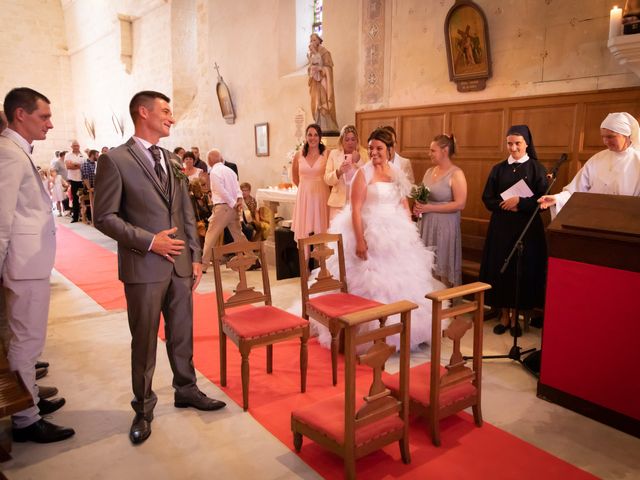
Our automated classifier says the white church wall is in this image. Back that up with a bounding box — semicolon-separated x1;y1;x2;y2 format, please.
358;0;639;111
0;0;75;166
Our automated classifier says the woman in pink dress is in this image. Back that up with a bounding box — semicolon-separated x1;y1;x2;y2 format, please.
291;123;330;241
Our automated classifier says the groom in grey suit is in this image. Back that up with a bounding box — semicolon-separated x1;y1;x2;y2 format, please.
94;91;225;445
1;87;75;443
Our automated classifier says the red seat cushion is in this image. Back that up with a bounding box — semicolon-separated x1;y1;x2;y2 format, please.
223;305;308;339
382;363;477;408
292;394;403;447
308;293;382;319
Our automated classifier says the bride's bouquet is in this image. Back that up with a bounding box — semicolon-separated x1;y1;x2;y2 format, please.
410;183;430;204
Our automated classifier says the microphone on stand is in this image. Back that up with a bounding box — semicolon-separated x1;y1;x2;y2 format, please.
547;153;568;180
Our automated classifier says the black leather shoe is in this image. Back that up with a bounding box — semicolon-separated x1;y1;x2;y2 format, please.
38;385;59;400
493;323;509;335
13;419;75;443
38;397;66;415
129;414;152;444
175;390;226;411
35;360;50;369
35;367;48;380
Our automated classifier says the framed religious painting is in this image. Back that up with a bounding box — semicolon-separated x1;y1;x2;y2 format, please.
444;0;492;92
255;123;269;157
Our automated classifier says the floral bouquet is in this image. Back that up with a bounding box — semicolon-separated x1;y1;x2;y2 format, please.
410;183;430;204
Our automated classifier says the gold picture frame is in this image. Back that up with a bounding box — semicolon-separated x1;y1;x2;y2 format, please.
444;0;492;92
255;123;269;157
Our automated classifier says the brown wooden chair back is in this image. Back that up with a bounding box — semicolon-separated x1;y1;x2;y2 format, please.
292;300;417;479
297;233;383;386
212;240;309;411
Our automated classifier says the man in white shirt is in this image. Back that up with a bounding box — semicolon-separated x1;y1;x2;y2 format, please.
201;148;245;272
383;125;415;185
65;139;84;223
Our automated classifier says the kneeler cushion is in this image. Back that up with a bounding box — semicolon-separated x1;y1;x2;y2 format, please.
382;363;476;408
292;394;404;447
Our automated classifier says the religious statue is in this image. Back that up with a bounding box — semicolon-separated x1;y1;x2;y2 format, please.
307;33;339;134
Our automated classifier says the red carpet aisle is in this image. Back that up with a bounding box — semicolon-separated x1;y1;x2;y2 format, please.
54;225;597;480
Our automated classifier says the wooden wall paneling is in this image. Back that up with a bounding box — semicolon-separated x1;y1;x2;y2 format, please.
401;113;446;183
358;116;398;142
450;109;505;157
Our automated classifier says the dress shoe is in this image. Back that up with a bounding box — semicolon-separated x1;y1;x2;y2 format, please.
38;397;66;415
70;219;79;223
38;385;59;400
493;323;509;335
35;360;50;369
35;367;48;379
13;419;75;443
129;413;152;444
175;389;226;411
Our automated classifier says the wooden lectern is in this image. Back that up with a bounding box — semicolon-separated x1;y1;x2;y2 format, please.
538;192;640;438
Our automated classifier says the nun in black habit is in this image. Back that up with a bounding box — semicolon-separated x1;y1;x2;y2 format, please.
479;125;548;337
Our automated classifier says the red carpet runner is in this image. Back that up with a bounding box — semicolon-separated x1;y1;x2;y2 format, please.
55;225;597;479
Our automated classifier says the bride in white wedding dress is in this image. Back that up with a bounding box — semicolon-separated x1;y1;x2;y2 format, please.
315;127;445;351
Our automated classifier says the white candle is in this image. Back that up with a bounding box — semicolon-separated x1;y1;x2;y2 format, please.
609;6;623;40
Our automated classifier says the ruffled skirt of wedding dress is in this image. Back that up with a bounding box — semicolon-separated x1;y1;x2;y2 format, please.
312;204;446;351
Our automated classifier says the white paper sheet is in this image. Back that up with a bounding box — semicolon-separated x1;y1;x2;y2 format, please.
500;179;534;201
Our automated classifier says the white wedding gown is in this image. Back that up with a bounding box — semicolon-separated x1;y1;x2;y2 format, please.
314;165;445;351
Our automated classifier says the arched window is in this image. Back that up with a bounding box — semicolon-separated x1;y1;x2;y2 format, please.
312;0;323;37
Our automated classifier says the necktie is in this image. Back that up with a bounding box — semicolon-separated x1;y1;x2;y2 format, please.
149;145;168;195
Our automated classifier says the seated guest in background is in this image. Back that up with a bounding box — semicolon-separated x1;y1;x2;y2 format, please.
538;112;640;215
183;151;203;181
191;146;209;172
324;124;368;220
291;123;330;242
414;134;467;287
479;125;548;337
239;182;258;241
100;146;109;155
173;146;185;162
201;149;245;272
383;125;415;185
188;180;212;248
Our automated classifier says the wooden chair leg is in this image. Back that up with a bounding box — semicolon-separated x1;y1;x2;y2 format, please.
293;431;303;452
266;344;273;374
241;350;250;411
300;334;308;393
399;436;411;464
472;404;483;427
219;333;227;387
330;329;339;386
345;456;356;480
430;418;441;447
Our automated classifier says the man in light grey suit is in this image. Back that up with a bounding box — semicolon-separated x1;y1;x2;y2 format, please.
93;91;226;445
0;87;75;443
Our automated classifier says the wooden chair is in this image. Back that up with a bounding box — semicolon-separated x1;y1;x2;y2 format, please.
212;240;309;411
291;300;417;480
382;282;491;446
0;343;34;461
298;233;383;385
